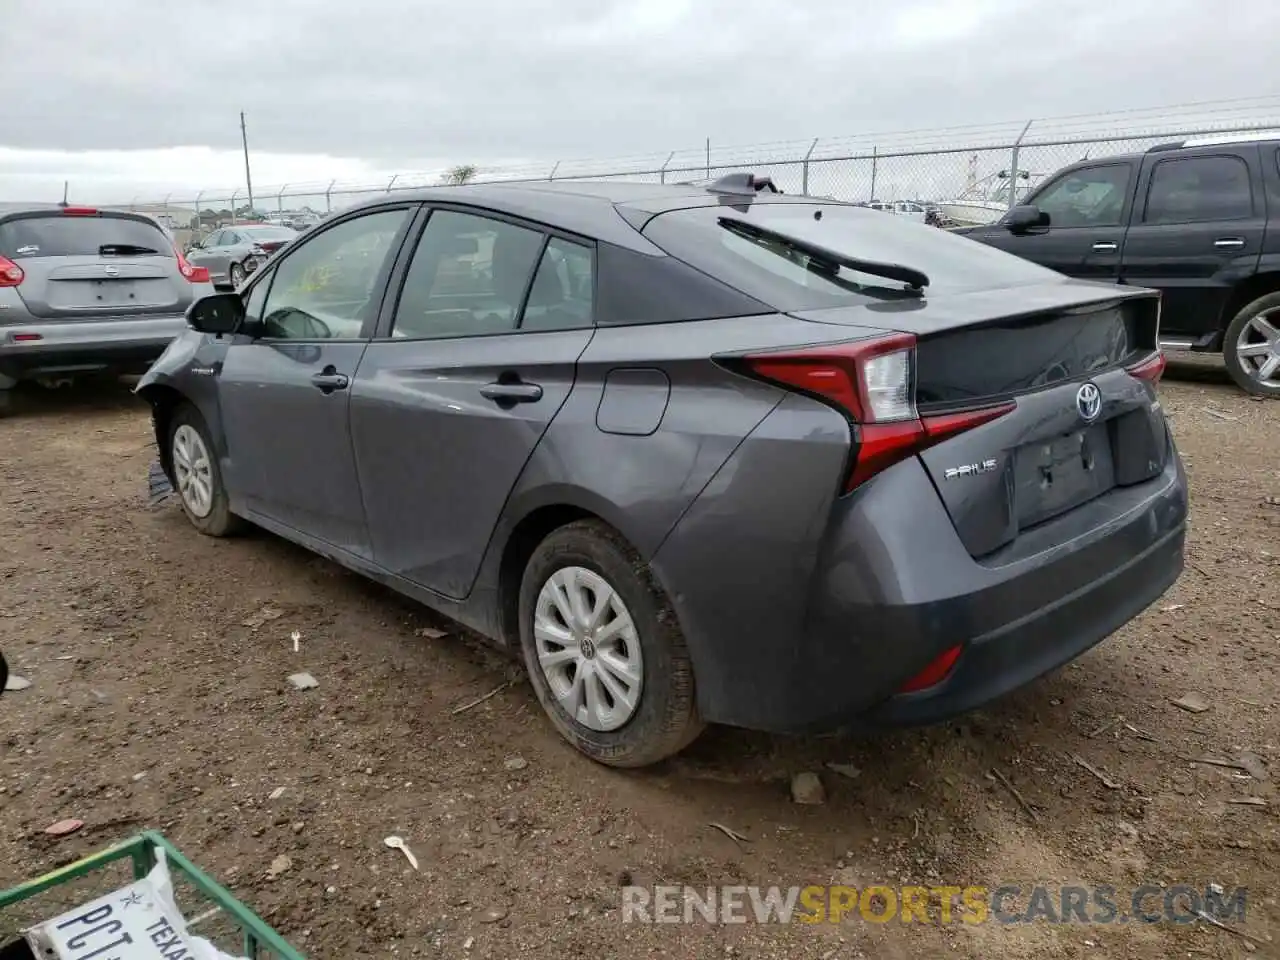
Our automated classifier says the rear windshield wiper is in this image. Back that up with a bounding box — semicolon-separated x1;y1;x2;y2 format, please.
717;217;930;293
99;243;160;256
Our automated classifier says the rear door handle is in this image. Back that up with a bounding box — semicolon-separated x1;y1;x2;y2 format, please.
1214;237;1245;249
1092;241;1118;252
479;382;543;404
311;367;350;393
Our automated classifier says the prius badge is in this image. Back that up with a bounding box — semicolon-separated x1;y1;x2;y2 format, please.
944;458;998;481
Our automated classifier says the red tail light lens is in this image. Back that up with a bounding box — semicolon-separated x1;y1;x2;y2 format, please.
174;244;210;284
0;255;23;287
1127;350;1166;384
61;206;99;217
899;644;962;693
739;333;1015;493
12;333;42;342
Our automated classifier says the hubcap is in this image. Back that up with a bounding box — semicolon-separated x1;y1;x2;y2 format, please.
533;566;643;732
1236;308;1280;387
172;424;214;519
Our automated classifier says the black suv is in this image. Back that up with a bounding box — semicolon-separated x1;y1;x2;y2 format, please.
960;135;1280;397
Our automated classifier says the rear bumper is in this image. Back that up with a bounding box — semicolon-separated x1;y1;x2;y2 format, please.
652;395;1189;734
0;317;187;381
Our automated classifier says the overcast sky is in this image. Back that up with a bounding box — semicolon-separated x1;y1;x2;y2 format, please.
1;0;1278;203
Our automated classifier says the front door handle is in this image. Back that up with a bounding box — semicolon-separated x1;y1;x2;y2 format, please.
479;381;543;404
311;366;350;394
1092;241;1118;252
1214;237;1245;249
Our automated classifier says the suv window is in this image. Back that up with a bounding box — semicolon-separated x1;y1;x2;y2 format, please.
258;208;409;340
391;210;545;339
0;214;174;259
1144;155;1253;223
1031;164;1132;228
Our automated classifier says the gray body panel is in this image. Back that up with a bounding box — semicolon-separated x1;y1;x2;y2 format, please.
138;181;1188;735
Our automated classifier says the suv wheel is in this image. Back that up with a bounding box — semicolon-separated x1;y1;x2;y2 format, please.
517;520;703;767
169;403;243;536
1224;293;1280;397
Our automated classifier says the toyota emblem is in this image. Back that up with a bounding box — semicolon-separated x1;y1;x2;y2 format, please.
1076;382;1102;422
103;265;120;277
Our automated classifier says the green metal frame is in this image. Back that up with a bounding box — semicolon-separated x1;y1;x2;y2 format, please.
0;830;304;959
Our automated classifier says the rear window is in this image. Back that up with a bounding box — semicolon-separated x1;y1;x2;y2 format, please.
241;225;297;241
0;213;173;259
642;202;1059;311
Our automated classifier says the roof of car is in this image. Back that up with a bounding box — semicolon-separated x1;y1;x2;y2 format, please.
337;179;836;253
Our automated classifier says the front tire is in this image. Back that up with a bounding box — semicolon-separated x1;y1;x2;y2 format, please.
228;262;246;289
168;403;243;536
1223;293;1280;398
517;521;703;767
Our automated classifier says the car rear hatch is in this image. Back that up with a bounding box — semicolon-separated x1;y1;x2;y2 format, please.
0;209;196;321
794;284;1168;558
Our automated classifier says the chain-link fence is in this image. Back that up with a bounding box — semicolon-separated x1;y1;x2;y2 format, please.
116;98;1280;246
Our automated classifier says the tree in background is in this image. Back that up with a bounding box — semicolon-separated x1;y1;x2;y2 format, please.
442;164;478;185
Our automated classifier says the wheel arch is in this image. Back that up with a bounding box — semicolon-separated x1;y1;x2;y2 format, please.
135;381;189;482
1219;270;1280;338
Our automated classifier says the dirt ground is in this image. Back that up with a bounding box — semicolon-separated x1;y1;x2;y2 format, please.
1;358;1277;959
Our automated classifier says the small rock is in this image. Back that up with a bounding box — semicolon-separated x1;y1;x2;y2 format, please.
1237;752;1269;781
504;757;529;772
132;772;147;782
4;675;32;692
267;854;292;878
463;936;475;950
1170;692;1211;713
243;605;285;629
479;906;508;923
791;772;826;805
1116;820;1139;841
292;821;305;834
824;762;861;780
326;886;337;895
287;672;319;691
415;627;448;639
269;787;286;801
44;819;84;837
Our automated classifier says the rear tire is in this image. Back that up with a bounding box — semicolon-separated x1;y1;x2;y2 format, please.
517;520;704;767
168;403;244;537
1223;293;1280;398
228;262;246;289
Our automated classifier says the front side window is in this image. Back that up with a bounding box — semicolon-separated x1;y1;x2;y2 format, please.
258;208;408;340
391;210;545;339
1031;164;1132;228
1144;155;1253;224
242;267;273;324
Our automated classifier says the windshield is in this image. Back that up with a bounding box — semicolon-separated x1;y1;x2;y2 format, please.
642;202;1059;310
0;214;174;259
242;225;297;241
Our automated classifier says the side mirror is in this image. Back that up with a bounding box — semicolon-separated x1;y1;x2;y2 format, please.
186;292;245;335
1006;205;1050;234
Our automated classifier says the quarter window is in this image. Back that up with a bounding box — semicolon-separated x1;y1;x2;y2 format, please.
1144;155;1253;224
391;210;545;339
1031;164;1132;229
258;208;408;340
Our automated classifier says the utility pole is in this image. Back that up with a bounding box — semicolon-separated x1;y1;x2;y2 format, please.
240;111;255;217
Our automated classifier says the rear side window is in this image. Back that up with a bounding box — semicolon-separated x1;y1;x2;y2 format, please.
391;210;545;339
1144;155;1253;223
0;214;174;259
642;203;1058;312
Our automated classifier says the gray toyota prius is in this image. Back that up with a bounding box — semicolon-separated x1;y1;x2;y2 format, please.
137;175;1187;767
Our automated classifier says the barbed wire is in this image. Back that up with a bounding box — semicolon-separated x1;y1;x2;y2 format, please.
122;94;1280;212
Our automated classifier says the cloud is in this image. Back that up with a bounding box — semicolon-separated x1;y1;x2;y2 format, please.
0;0;1277;201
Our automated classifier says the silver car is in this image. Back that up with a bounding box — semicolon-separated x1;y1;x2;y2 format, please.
0;203;214;413
186;224;298;289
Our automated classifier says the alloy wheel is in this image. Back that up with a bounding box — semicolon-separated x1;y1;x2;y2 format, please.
172;424;214;519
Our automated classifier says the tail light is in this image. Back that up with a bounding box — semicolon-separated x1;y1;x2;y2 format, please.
1127;350;1166;384
898;645;963;693
0;255;23;287
174;244;210;284
735;333;1015;493
61;206;99;217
